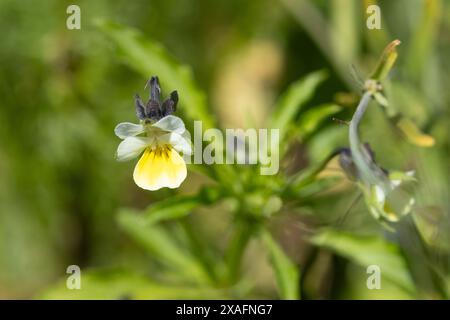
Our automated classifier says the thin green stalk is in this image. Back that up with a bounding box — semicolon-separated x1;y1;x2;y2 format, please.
349;91;389;190
226;219;254;284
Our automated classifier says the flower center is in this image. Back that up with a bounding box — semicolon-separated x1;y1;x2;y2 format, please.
150;144;172;158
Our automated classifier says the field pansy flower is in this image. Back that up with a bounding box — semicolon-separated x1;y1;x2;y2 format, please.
336;40;417;227
339;92;416;226
339;144;416;225
115;76;191;191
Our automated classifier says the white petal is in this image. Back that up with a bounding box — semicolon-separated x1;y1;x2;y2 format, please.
373;185;386;205
158;132;192;155
116;137;149;161
390;170;416;187
115;122;144;139
152;115;185;134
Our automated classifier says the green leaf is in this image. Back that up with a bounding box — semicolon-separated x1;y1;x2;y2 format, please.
311;229;416;295
287;151;338;194
270;70;327;141
141;195;202;224
296;103;342;137
96;20;214;128
226;221;254;283
39;269;229;299
261;229;300;300
330;0;358;67
117;211;211;284
406;0;442;79
138;187;222;224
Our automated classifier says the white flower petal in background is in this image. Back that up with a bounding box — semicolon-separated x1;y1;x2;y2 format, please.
114;122;145;139
116;136;149;161
389;170;416;187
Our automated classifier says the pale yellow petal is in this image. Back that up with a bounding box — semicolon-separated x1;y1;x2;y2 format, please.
133;146;187;191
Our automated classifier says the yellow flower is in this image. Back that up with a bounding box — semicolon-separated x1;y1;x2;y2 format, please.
115;76;191;191
115;115;192;191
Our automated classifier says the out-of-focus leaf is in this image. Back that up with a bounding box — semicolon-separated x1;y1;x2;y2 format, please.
117;211;210;284
261;229;300;300
279;0;355;88
396;118;435;147
96;20;214;128
311;229;416;295
296;103;342;137
270;70;327;140
308;125;348;163
388;82;429;123
139;188;221;224
331;0;358;67
406;0;442;79
291;176;343;200
225;221;254;283
413;206;450;252
288;151;339;193
39;270;228;299
144;196;200;224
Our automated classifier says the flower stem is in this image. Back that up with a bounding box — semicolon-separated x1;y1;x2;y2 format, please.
349;92;376;183
226;219;254;284
349;91;389;189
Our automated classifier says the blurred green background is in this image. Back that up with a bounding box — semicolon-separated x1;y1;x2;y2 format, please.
0;0;448;299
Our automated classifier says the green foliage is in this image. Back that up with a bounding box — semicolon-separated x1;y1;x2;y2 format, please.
296;103;342;137
97;20;215;129
117;211;212;284
40;270;230;299
0;0;448;300
311;229;416;296
270;70;328;140
261;230;300;300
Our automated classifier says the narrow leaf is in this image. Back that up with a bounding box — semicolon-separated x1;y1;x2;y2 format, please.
297;103;342;137
142;195;202;224
270;70;327;140
117;210;210;284
261;229;300;300
96;20;214;128
311;229;416;295
39;270;228;299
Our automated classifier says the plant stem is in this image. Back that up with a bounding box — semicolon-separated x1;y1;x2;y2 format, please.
349;91;387;188
226;219;254;284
